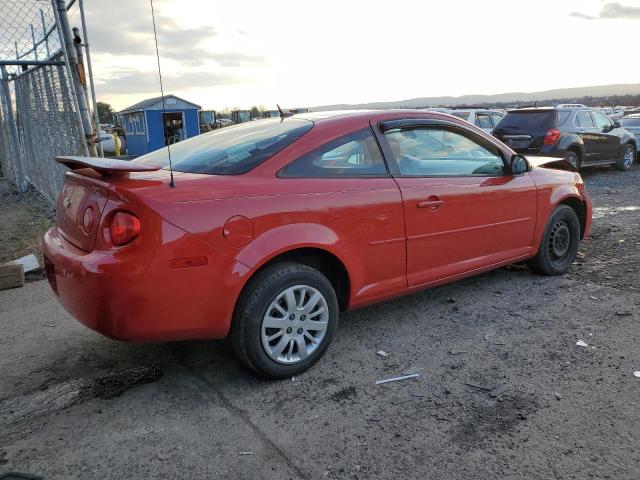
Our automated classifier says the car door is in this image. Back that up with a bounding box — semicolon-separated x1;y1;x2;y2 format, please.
574;110;601;162
591;110;621;160
279;127;408;304
374;118;537;288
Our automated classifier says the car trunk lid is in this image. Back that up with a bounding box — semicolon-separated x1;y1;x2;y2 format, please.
55;156;161;252
56;173;110;252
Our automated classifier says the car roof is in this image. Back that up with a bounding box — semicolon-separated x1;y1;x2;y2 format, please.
506;107;556;113
293;109;454;124
426;108;499;113
293;110;377;121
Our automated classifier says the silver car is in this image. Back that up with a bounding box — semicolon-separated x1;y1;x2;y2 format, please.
427;108;505;134
619;114;640;152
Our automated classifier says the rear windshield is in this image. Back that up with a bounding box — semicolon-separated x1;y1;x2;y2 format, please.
497;111;557;130
620;118;640;127
135;118;313;175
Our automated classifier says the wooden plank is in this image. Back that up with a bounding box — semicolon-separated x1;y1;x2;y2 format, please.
0;263;25;290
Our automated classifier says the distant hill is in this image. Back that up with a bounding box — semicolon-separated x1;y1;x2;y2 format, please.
311;83;640;111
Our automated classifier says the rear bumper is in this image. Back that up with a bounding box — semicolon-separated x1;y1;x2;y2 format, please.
43;224;249;342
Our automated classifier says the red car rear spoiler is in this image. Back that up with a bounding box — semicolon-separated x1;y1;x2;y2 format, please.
56;156;161;177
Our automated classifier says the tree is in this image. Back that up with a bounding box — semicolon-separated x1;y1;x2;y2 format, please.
250;105;261;119
96;102;115;124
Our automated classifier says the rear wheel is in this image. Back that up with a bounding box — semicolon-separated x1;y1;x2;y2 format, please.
565;151;581;169
230;262;339;378
528;205;580;275
615;143;635;171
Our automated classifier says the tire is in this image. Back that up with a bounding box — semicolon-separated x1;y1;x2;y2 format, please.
615;143;635;171
528;205;581;276
565;151;581;169
230;262;339;378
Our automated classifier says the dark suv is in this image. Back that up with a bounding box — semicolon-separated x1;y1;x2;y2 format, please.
493;106;637;170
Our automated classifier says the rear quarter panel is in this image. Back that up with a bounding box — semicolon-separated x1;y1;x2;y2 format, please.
157;178;408;308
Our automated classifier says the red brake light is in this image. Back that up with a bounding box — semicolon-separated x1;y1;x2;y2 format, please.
109;211;141;246
544;129;561;145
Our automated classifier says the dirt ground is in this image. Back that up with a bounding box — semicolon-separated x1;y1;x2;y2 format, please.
1;165;639;479
0;178;54;280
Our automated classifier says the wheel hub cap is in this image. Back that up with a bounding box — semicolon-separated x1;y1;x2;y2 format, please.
261;285;329;364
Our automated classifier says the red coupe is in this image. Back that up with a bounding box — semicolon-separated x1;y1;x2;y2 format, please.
43;110;592;377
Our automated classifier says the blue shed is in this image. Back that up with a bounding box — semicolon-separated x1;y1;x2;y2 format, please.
116;95;201;156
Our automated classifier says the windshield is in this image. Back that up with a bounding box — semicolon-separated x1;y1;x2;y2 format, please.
497;111;557;130
135;118;313;175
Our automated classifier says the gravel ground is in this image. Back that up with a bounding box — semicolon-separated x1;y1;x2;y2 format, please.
1;165;639;479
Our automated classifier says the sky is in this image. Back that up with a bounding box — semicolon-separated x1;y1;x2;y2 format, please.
66;0;640;112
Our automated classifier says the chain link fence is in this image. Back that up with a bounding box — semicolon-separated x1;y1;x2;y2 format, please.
0;0;96;204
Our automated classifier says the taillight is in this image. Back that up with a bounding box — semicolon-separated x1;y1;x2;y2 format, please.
109;211;141;246
544;129;561;145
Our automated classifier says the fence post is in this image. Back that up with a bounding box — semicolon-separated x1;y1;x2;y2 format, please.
0;66;26;192
51;0;95;156
78;0;103;157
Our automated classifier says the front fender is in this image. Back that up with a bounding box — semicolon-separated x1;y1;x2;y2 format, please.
531;179;590;253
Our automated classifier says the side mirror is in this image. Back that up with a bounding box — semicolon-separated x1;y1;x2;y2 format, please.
510;154;528;174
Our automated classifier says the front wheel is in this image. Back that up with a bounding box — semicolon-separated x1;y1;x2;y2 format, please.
528;205;581;275
230;262;339;378
615;144;636;171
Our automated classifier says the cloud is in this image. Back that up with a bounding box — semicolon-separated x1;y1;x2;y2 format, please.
94;68;242;96
83;1;265;67
570;2;640;20
569;12;595;20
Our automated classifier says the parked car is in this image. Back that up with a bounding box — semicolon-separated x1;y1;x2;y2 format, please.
619;114;640;152
44;110;592;377
428;108;504;134
493;106;637;170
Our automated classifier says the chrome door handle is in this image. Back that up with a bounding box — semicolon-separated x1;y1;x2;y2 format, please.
417;199;444;209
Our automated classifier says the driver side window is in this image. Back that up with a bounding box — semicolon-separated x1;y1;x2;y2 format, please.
385;127;505;176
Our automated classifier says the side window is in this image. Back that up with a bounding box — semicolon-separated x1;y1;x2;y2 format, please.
491;113;504;127
385;127;505;177
281;129;387;177
592;111;612;129
576;111;595;128
475;113;493;129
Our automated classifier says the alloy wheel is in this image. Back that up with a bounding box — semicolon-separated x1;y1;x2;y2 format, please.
261;285;329;364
